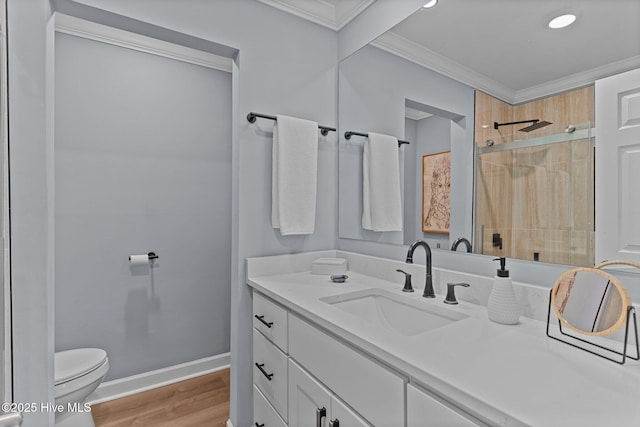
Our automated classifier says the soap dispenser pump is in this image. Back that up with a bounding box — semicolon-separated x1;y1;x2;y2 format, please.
487;257;520;325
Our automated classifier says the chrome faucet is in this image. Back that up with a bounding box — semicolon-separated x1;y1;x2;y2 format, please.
405;240;435;298
451;237;472;252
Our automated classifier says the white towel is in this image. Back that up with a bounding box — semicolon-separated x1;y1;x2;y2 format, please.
272;114;319;235
362;132;403;231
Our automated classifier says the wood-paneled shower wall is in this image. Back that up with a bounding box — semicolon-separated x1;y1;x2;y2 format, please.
474;88;595;266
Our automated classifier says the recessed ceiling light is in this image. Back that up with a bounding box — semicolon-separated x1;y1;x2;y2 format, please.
423;0;438;9
548;14;576;29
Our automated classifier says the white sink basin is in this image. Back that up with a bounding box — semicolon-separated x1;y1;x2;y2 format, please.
321;288;467;336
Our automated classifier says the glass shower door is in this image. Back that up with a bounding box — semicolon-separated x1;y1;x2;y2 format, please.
475;122;594;266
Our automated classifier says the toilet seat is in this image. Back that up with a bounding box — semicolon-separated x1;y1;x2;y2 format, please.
55;348;108;386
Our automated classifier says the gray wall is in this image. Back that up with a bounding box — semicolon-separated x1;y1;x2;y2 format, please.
404;115;452;249
7;0;55;425
54;32;232;380
338;44;475;246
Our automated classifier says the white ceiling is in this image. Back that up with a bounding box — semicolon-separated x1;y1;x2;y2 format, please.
261;0;640;104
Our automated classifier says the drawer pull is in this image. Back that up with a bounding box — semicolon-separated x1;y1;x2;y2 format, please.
329;419;340;427
316;407;327;427
255;423;265;427
255;314;274;328
255;363;274;381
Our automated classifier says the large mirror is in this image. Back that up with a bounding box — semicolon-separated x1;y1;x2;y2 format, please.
338;42;475;248
551;268;630;336
337;0;639;268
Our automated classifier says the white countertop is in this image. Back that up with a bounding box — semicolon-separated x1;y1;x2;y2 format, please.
247;251;640;427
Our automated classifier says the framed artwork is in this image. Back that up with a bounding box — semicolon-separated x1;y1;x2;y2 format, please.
422;151;451;233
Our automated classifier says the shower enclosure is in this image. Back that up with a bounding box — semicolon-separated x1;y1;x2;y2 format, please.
474;122;594;266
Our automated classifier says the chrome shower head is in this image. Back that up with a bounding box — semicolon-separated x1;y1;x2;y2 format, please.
493;119;552;133
519;120;552;132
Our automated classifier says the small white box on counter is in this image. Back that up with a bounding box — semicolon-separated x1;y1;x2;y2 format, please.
311;258;348;275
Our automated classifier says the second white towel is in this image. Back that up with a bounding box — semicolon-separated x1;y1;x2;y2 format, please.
362;132;403;232
272;114;319;235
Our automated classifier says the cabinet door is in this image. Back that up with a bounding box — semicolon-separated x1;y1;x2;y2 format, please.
330;396;370;427
289;359;331;427
289;315;405;425
407;384;484;427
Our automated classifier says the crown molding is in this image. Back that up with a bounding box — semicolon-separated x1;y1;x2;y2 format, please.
373;30;640;105
371;31;517;104
257;0;335;29
334;0;376;30
513;55;640;104
54;13;232;73
257;0;374;31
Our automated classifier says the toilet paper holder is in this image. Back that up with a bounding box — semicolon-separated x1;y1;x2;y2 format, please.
128;252;159;262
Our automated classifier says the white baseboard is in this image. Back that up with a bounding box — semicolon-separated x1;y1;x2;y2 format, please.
226;419;233;427
87;352;230;405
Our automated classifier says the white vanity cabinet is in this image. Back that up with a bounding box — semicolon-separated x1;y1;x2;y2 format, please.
289;359;369;427
253;291;487;427
253;291;401;426
407;384;487;427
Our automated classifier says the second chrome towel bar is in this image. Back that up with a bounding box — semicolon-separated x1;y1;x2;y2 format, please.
344;131;410;146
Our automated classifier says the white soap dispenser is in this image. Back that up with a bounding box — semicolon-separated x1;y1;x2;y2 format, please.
487;257;520;325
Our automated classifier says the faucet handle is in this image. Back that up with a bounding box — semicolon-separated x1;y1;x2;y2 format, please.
444;282;470;305
396;269;414;293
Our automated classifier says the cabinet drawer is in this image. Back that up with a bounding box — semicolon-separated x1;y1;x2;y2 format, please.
407;384;486;427
254;329;288;422
253;292;288;352
289;314;405;426
254;385;287;427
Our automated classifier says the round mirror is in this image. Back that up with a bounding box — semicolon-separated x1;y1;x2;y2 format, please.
551;267;631;336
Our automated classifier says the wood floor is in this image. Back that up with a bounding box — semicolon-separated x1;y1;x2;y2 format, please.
91;369;230;427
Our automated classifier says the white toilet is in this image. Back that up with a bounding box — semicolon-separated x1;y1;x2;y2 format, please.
54;348;109;427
